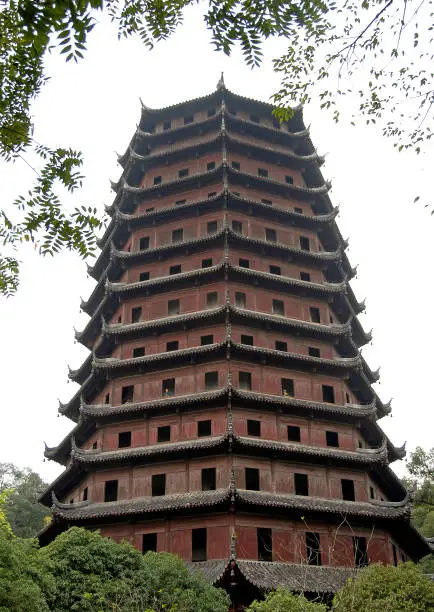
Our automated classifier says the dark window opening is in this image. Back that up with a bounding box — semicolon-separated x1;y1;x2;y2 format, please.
250;114;260;123
294;206;303;214
239;371;252;390
163;120;171;130
139;236;150;250
206;291;218;307
326;431;339;447
162;378;175;397
392;544;398;566
153;176;162;185
157;425;171;443
231;161;241;170
261;199;272;205
300;271;311;281
175;199;186;206
184;115;194;124
272;299;284;315
208;191;217;197
247;419;261;437
142;533;157;553
269;265;281;275
310;307;321;323
139;271;150;282
166;340;179;352
146;206;155;212
168;299;180;315
346;392;350;403
239;258;250;268
341;479;355;501
178;168;189;178
118;316;122;323
104;393;110;404
232;220;243;233
306;532;322;566
121;385;134;404
92;441;97;449
192;528;207;562
207;220;218;234
322;385;335;404
172;228;183;242
201;334;214;345
197;420;212;437
202;467;216;491
265;228;277;242
257;528;272;562
300;236;310;251
202;258;213;268
275;340;288;352
369;486;375;499
287;425;301;442
308;346;321;358
170;264;181;275
235;292;246;308
245;467;260;490
282;378;294;397
258;168;268;178
152;474;166;496
285;175;294;184
353;536;368;567
208;107;216;117
83;487;88;501
205;371;218;390
207;161;216;171
294;473;309;496
241;334;254;346
118;431;131;448
133;347;145;358
104;480;118;502
131;307;142;323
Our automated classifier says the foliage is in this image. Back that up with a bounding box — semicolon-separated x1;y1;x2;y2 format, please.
0;462;49;537
332;562;434;611
247;586;327;611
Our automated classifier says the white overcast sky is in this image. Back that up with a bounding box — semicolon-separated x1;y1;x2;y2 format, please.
0;6;432;484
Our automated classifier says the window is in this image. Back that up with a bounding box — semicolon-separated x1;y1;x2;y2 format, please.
153;175;162;185
178;168;189;178
265;228;277;242
202;467;216;491
192;528;207;562
197;420;212;437
310;307;321;323
104;480;118;502
272;118;281;130
342;479;355;501
205;371;218;390
92;441;97;449
175;199;186;206
245;467;260;490
239;258;250;268
232;220;243;233
157;425;171;443
168;299;180;315
202;258;213;268
281;378;294;397
139;271;149;282
275;340;287;352
172;228;183;242
152;474;166;496
326;431;339;447
241;334;254;346
142;533;157;553
287;425;301;442
139;236;150;250
294;473;309;496
131;307;142;323
269;265;281;275
201;334;214;345
300;271;311;281
162;378;175;397
207;221;218;236
257;528;272;562
353;536;368;567
247;419;261;436
261;198;272;205
239;371;252;390
163;120;171;130
146;206;155;212
392;544;398;566
308;347;321;358
285;175;294;184
294;207;303;214
118;431;131;448
258;168;268;178
184;115;194;124
166;340;179;352
300;236;310;251
250;114;260;123
322;385;335;403
208;191;217;197
208;107;216;117
104;393;110;405
170;264;181;275
121;385;134;404
235;292;246;308
231;161;241;170
206;292;218;307
369;486;375;499
83;487;88;501
306;532;322;566
207;161;216;171
133;347;145;358
272;299;284;315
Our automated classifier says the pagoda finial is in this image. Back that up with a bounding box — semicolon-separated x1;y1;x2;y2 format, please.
216;72;225;90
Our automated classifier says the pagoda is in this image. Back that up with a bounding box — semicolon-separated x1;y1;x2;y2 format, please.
40;79;431;607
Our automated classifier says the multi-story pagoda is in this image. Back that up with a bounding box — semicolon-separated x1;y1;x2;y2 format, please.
40;78;431;607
